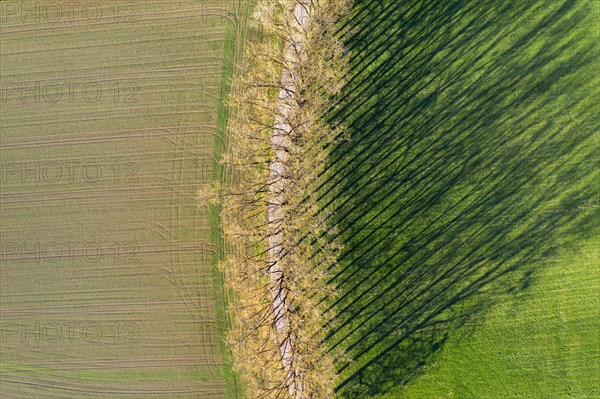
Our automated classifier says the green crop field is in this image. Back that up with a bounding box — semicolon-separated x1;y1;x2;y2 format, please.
319;0;599;398
0;1;246;397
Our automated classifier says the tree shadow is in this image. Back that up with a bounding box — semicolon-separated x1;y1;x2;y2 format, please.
317;0;599;397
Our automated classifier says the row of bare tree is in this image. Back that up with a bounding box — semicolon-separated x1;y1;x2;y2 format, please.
206;0;352;397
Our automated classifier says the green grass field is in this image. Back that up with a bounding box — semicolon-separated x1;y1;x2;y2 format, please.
319;0;599;398
0;1;244;397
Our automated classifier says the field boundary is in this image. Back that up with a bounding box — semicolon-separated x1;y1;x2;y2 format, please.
207;1;253;398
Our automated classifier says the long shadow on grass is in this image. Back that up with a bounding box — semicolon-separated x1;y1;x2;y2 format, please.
318;0;600;397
